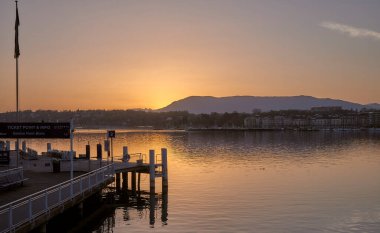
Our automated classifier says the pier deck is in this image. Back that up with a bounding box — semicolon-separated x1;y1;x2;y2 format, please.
0;171;84;207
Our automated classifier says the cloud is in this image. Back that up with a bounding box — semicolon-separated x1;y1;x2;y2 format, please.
320;21;380;41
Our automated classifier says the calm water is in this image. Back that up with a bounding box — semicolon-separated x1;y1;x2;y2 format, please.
19;130;380;233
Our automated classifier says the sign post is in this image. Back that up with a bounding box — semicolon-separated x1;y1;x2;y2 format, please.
70;120;74;180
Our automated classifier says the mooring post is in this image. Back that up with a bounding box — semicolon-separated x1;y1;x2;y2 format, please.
162;182;168;224
149;149;155;192
138;172;141;197
97;143;102;168
161;148;168;188
85;144;90;160
123;146;129;162
116;173;121;192
149;189;156;227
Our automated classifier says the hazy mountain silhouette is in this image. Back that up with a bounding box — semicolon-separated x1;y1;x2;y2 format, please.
158;96;379;114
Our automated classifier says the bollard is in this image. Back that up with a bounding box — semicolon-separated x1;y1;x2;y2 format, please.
123;146;129;162
85;144;90;160
96;144;102;160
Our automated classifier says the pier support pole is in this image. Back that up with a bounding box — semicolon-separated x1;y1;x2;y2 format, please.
149;189;156;227
161;182;168;224
116;173;121;192
122;172;128;191
149;149;156;227
137;172;141;197
149;150;155;193
121;172;128;201
132;172;136;196
161;148;168;188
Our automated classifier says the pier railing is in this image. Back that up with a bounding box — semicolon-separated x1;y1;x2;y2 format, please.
0;164;114;233
0;167;23;179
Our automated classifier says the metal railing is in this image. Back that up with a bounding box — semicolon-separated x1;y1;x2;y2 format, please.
129;153;146;163
0;164;114;233
0;167;23;178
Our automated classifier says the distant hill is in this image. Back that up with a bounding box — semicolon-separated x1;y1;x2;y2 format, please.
158;96;379;114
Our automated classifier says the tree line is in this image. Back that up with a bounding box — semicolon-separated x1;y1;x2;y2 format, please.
0;109;378;129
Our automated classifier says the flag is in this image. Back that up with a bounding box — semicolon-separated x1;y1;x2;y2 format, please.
14;2;20;59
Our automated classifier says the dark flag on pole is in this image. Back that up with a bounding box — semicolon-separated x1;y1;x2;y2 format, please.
14;1;20;59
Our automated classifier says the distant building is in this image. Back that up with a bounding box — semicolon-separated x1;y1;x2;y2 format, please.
311;106;342;112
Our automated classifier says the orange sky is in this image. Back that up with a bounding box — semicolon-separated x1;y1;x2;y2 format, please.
1;1;379;112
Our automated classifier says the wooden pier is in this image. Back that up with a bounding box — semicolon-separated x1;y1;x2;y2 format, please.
0;148;168;233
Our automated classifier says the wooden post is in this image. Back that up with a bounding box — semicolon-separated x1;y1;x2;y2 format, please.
149;188;155;226
137;172;141;197
161;182;168;224
161;148;168;188
149;149;155;192
122;172;128;191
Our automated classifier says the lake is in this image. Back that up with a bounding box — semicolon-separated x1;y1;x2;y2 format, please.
19;130;380;233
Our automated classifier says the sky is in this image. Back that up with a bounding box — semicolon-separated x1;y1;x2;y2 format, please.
0;0;379;112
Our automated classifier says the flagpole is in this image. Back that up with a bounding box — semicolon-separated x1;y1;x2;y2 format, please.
16;53;19;167
15;0;20;167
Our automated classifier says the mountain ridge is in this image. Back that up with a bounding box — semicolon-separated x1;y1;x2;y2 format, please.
158;95;379;114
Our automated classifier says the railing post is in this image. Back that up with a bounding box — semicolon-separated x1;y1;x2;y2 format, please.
28;198;32;221
9;204;12;229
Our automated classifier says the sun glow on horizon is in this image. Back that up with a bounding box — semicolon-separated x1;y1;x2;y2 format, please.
0;1;379;112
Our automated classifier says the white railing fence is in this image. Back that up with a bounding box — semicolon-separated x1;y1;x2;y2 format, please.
0;167;23;179
0;164;114;233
